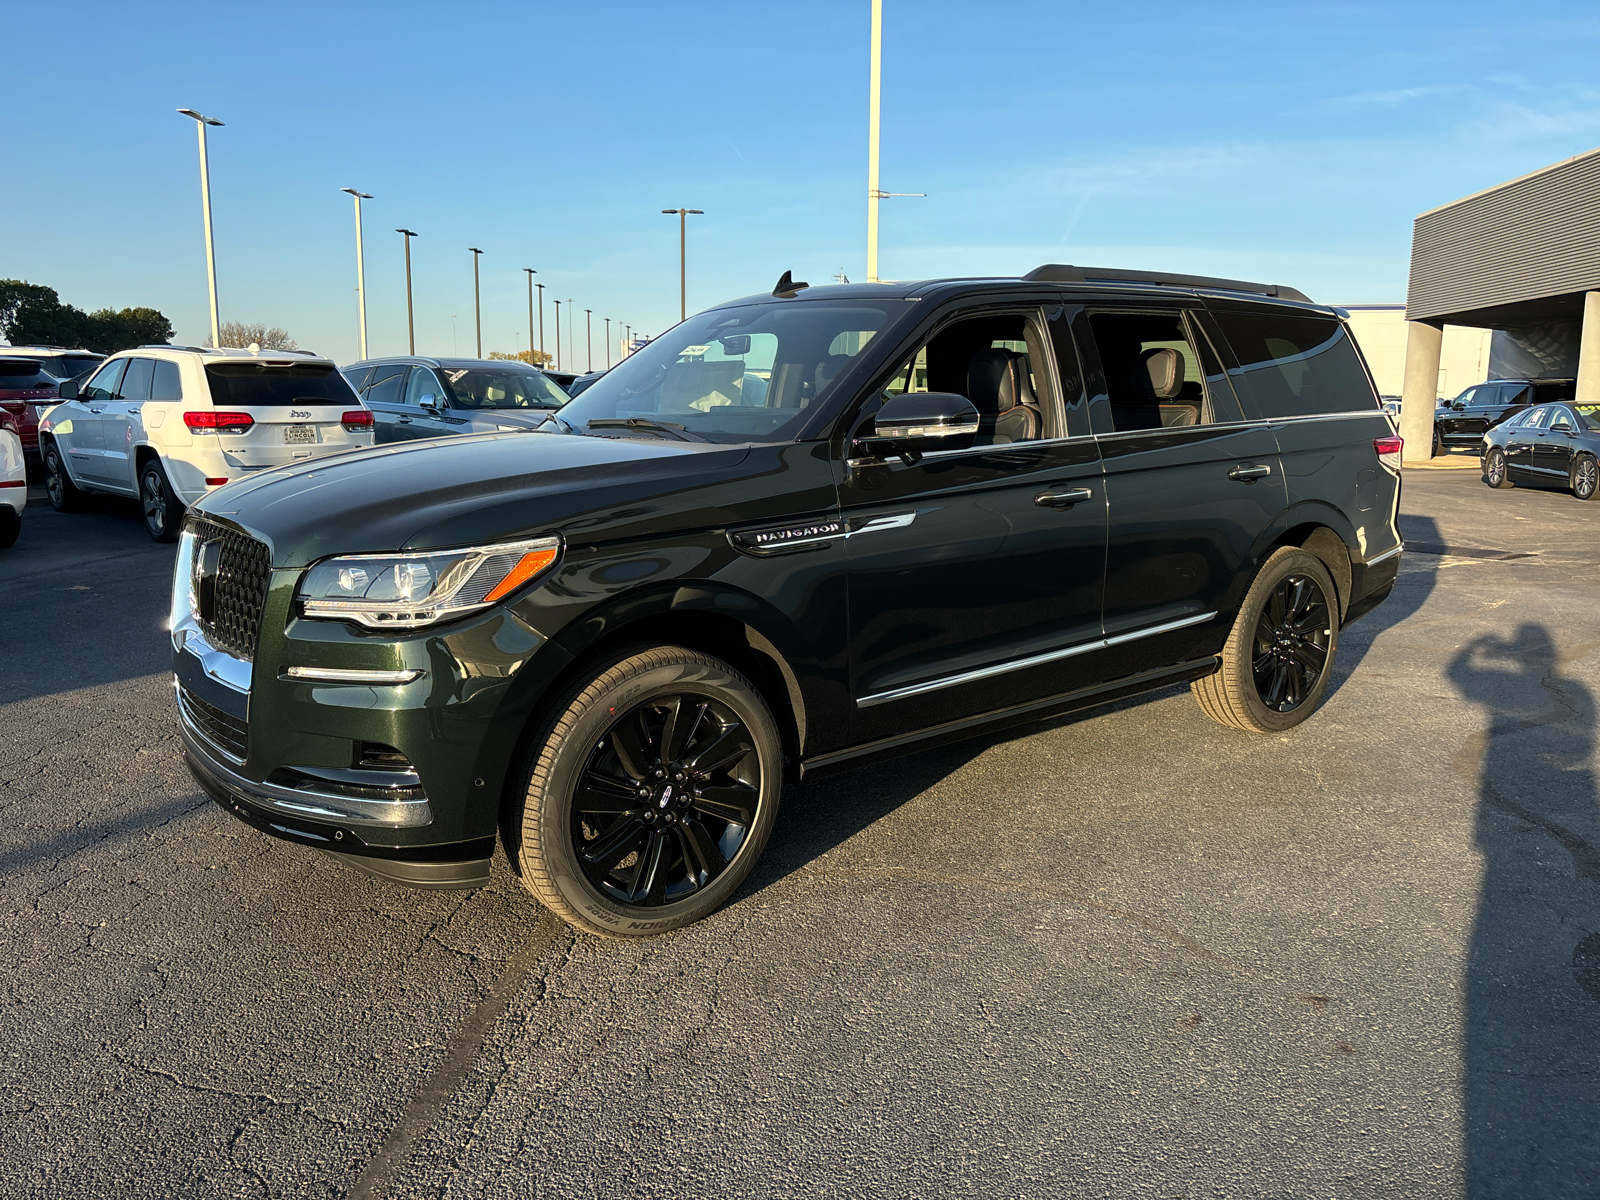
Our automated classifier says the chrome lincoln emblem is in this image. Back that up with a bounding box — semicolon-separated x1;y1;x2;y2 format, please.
658;785;674;809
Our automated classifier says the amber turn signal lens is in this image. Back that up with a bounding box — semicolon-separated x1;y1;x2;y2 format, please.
483;547;560;603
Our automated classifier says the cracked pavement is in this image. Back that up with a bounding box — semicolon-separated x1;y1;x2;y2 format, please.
1;473;1597;1198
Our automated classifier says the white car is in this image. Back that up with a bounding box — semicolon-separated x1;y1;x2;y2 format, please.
0;411;23;547
40;345;375;541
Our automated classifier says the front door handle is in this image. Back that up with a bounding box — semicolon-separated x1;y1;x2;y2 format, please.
1228;464;1271;481
1035;487;1093;508
87;407;104;414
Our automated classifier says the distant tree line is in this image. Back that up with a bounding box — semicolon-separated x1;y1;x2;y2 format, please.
0;279;173;355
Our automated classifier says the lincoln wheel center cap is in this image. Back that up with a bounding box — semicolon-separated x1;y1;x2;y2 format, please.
658;785;674;809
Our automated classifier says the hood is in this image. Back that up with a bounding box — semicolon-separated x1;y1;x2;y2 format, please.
196;430;753;566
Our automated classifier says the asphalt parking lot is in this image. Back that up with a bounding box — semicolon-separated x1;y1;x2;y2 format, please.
1;469;1597;1200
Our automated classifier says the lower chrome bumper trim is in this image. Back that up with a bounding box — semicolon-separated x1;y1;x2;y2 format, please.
180;719;434;829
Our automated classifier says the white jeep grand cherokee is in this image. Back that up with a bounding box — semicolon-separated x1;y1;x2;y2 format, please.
39;345;375;541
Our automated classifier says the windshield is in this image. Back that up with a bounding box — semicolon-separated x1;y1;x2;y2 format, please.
438;366;567;410
1575;404;1600;432
205;362;360;407
554;300;910;442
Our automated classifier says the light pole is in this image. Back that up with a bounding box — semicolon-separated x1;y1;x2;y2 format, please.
341;189;373;359
660;208;703;322
396;229;418;354
585;309;593;372
522;268;537;365
864;1;923;282
177;109;224;347
605;318;611;368
567;299;575;372
468;248;483;357
553;300;561;370
535;283;545;360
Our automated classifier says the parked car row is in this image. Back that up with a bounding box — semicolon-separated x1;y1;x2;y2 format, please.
0;344;106;465
339;357;567;441
1433;376;1573;456
39;345;375;540
1480;400;1600;499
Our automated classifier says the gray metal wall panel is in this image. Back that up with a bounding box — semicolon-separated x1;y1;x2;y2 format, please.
1407;148;1600;322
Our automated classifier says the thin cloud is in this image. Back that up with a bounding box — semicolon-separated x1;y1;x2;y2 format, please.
1324;84;1468;109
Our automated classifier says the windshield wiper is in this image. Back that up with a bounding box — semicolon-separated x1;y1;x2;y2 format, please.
586;418;707;442
538;412;576;434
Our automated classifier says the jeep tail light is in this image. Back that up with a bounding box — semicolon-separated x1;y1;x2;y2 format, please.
341;409;374;429
1374;436;1402;472
185;410;254;432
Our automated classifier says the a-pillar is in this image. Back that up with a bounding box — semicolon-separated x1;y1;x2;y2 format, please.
1575;291;1600;403
1400;319;1444;464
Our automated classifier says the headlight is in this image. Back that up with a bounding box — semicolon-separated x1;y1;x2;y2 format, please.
298;536;561;628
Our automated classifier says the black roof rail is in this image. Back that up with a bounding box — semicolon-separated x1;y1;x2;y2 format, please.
1022;263;1311;304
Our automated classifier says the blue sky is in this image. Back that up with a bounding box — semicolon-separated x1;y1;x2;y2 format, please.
8;1;1600;365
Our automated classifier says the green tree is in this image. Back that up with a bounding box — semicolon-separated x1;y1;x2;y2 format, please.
0;279;174;354
87;307;175;353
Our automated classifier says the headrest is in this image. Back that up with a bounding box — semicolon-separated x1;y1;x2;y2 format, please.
813;354;850;395
967;348;1034;414
1138;348;1183;400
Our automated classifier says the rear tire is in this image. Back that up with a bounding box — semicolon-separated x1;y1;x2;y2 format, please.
140;458;184;543
1193;546;1340;734
1483;448;1512;489
42;441;88;512
510;644;783;938
1431;425;1442;457
1572;454;1598;501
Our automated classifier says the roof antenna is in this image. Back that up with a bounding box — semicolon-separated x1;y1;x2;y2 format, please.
772;270;809;298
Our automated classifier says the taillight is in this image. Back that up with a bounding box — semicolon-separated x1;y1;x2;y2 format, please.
341;409;374;429
1374;435;1403;472
185;410;254;432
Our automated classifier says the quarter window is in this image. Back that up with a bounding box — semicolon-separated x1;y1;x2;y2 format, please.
1212;312;1377;419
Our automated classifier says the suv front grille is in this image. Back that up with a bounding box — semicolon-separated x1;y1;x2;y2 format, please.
177;684;248;763
190;519;272;662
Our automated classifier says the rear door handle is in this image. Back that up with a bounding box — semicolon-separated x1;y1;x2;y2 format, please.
1228;464;1271;481
1035;487;1093;508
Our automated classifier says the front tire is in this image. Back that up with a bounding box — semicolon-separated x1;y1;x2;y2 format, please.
42;441;89;512
1193;547;1340;734
1431;425;1443;457
1573;454;1598;501
511;645;783;938
1483;447;1512;489
140;459;184;542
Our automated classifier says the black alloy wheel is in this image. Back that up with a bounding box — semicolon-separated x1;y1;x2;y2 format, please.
42;441;88;512
1573;454;1598;501
513;645;782;937
140;460;183;543
573;694;758;907
1192;545;1340;734
1483;447;1511;489
1250;575;1332;714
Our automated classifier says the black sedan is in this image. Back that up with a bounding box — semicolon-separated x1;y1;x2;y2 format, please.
340;357;568;444
1480;400;1600;499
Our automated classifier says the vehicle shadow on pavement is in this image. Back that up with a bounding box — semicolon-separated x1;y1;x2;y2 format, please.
0;793;208;880
1449;624;1600;1196
1325;513;1442;696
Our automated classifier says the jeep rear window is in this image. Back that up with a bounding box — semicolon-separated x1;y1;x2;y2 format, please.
1212;312;1378;419
204;362;360;407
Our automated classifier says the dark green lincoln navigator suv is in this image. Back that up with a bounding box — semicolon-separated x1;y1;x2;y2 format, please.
173;265;1402;937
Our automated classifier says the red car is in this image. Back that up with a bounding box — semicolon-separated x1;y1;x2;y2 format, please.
0;348;104;462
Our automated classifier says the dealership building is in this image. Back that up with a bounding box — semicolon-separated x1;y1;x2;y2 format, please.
1398;145;1600;461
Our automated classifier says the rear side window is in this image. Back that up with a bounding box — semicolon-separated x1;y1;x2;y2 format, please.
151;360;183;402
204;363;360;407
1532;382;1573;405
1212;312;1377;419
364;365;408;405
120;358;154;403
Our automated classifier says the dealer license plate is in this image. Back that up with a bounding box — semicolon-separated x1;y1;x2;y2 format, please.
283;425;317;445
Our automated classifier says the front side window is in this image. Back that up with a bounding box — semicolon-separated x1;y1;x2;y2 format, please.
879;310;1054;445
204;362;360;407
1212;312;1377;419
557;300;910;442
401;368;443;407
1549;407;1575;432
436;366;567;409
82;358;126;402
119;358;154;403
1084;310;1233;432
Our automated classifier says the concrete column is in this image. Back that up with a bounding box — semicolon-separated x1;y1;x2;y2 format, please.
1575;291;1600;403
1400;319;1444;464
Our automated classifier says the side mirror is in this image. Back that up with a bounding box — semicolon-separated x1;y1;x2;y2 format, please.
419;394;441;411
858;392;981;465
57;378;79;401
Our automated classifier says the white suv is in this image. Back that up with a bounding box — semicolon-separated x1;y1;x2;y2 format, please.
40;345;375;541
0;409;23;548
